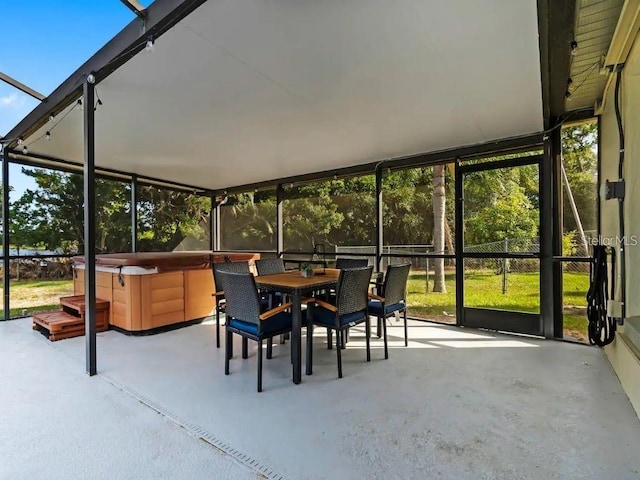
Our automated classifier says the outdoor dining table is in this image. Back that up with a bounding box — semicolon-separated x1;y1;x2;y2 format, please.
255;268;341;384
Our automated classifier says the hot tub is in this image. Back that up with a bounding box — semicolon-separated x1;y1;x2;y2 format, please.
73;252;260;333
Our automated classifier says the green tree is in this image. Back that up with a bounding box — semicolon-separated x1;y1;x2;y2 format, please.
561;121;598;237
462;163;539;248
432;164;447;292
136;186;210;252
383;168;436;246
9;195;37;279
465;189;538;247
18;168;209;253
18;169;84;253
220;191;277;250
283;182;345;251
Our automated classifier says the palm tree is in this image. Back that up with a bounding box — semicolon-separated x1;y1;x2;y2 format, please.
432;164;446;292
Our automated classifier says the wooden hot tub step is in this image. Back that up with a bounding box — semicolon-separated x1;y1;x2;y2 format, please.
32;296;110;342
32;310;107;341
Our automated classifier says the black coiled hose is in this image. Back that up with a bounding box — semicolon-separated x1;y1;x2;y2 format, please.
587;245;616;346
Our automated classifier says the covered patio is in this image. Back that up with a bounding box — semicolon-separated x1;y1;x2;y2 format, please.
2;0;557;371
2;315;639;479
2;0;640;478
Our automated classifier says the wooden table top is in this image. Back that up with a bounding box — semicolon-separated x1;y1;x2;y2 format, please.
255;268;340;291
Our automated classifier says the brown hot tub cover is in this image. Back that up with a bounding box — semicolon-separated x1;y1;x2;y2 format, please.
74;252;259;273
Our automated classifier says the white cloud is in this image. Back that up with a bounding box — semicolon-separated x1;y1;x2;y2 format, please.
0;92;39;136
0;93;21;107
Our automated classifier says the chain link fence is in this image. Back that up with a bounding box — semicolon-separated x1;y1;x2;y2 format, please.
335;245;437;270
337;234;594;294
465;237;539;280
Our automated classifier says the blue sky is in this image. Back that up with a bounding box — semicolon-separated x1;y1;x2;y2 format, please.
2;1;151;198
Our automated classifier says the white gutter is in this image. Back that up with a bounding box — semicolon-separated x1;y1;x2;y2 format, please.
597;0;640;113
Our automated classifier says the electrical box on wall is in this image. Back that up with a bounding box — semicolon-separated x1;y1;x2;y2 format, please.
600;179;625;200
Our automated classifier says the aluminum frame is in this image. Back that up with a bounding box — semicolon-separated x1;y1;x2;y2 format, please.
456;154;546;336
83;79;97;376
2;151;9;321
0;72;45;102
131;175;138;252
0;0;590;380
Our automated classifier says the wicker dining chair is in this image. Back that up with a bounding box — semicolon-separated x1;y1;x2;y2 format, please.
328;258;370;345
335;258;369;269
307;266;373;378
255;258;286;275
212;261;250;348
255;257;286;307
255;257;290;346
368;263;411;357
219;271;292;392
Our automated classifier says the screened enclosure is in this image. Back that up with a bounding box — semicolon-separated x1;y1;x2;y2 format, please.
0;122;597;341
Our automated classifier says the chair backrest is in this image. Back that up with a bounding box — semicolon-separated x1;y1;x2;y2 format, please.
212;261;250;293
383;263;411;305
217;271;261;325
335;266;373;316
335;258;369;269
255;258;285;276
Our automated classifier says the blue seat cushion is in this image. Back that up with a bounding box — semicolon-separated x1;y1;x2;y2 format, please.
311;306;367;328
368;300;405;316
228;312;292;337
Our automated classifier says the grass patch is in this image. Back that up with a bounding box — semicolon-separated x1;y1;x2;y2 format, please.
1;271;591;342
406;269;589;342
0;279;74;319
562;272;590;342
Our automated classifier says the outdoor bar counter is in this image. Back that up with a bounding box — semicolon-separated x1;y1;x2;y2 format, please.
73;252;259;333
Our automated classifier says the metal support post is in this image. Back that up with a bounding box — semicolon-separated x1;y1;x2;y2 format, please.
209;191;215;251
2;152;9;320
131;174;138;252
541;129;558;338
83;78;97;375
551;126;564;337
426;257;430;291
213;195;221;251
454;159;464;325
375;166;383;272
502;238;508;294
276;184;284;257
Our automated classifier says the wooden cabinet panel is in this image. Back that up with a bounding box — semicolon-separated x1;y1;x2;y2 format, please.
111;273;141;331
72;254;259;332
151;287;183;303
151;299;184;316
149;311;186;329
74;269;84;295
73;270;112;294
184;269;215;320
150;272;183;289
140;272;185;330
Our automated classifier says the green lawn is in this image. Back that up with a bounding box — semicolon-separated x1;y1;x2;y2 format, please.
406;269;589;342
0;271;590;342
0;279;74;318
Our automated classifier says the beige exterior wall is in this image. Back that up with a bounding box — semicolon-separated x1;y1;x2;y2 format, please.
600;29;640;417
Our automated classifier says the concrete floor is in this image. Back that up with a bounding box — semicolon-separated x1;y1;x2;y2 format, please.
2;317;640;480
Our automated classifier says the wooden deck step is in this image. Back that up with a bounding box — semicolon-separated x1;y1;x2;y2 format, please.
32;310;108;341
32;296;110;342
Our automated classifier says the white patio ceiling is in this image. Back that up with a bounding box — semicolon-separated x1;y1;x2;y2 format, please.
20;0;543;190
